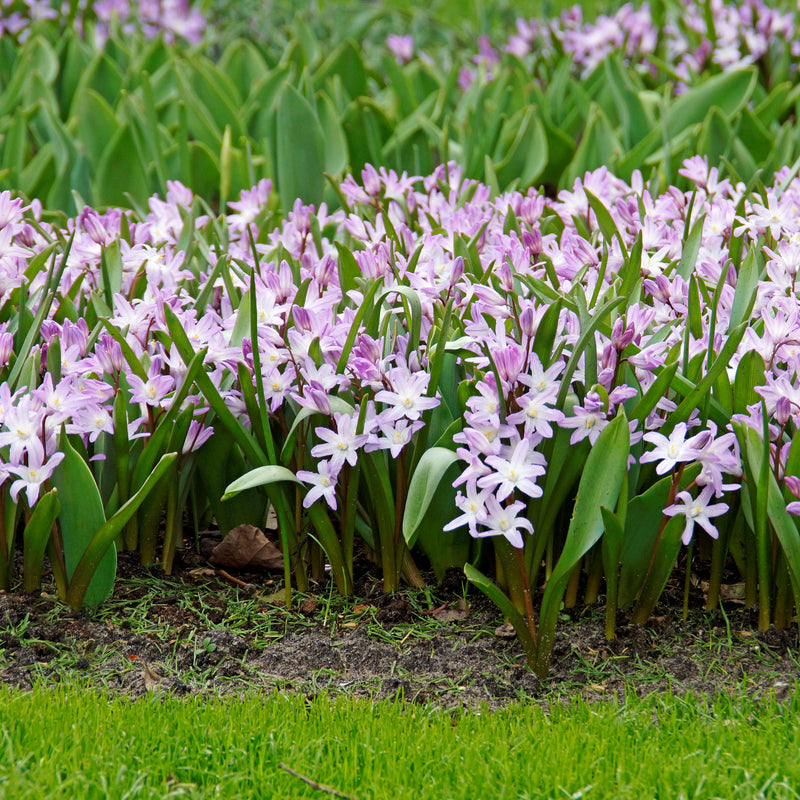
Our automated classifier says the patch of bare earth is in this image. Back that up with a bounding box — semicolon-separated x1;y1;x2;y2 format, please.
1;551;798;709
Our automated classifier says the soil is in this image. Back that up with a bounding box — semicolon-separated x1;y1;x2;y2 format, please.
1;544;798;710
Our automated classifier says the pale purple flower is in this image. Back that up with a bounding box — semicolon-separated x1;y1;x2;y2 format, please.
8;451;64;508
477;495;533;549
0;397;45;465
665;485;728;545
128;358;175;407
297;460;339;510
373;417;424;458
507;391;563;438
640;422;707;475
387;34;414;64
561;392;608;445
311;412;368;469
443;482;491;535
375;366;439;421
785;475;800;516
67;404;114;443
182;420;214;455
479;438;545;501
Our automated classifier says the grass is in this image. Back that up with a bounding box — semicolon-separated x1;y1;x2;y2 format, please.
1;685;800;799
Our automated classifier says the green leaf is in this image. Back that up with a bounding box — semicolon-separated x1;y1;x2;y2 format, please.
317;91;349;176
223;465;302;500
617;465;701;609
95;124;150;208
617;69;757;179
585;189;628;260
677;213;706;279
65;453;177;610
740;425;800;621
600;505;625;640
50;432;116;607
733;350;766;415
629;513;687;624
464;563;536;666
22;490;60;593
564;104;620;187
402;447;459;548
71;88;119;167
276;83;325;210
728;246;762;333
535;410;630;677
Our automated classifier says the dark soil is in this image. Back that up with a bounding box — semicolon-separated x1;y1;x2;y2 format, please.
1;546;799;709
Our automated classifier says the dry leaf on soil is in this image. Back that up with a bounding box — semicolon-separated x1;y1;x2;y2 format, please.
210;524;284;570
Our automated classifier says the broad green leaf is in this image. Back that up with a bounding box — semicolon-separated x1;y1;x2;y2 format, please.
50;432;116;607
740;425;800;621
72;88;119;167
535;410;630;676
617;69;757;178
223;465;302;500
96;124;150;208
677;213;706;279
317;91;348;176
276;83;325;210
617;464;701;609
402;447;459;548
728;246;762;332
22;490;60;593
465;563;536;667
697;106;734;167
65;453;177;610
563;103;620;188
629;513;687;624
600;505;625;640
733;350;766;415
604;54;650;147
585;189;628;259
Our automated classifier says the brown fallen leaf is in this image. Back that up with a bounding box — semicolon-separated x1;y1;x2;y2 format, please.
494;622;516;638
142;662;163;691
210;524;283;570
431;597;469;622
187;567;217;579
720;582;746;602
299;598;319;614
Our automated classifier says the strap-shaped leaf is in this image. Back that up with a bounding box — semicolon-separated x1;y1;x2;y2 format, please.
535;410;630;677
222;465;302;500
402;447;459;548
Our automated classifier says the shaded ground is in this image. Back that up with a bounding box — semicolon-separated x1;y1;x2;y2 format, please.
1;548;798;709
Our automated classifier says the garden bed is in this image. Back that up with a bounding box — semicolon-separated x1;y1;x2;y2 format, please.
1;547;797;709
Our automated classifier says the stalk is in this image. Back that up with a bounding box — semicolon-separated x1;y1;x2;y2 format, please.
774;550;793;630
513;545;537;647
682;541;694;621
706;501;737;611
564;560;581;609
0;492;8;591
583;545;604;605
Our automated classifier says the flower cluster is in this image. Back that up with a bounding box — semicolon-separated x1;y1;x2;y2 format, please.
421;0;797;87
0;0;206;44
4;146;800;558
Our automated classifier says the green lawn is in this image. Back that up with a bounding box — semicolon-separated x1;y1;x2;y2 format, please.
2;685;799;799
